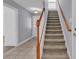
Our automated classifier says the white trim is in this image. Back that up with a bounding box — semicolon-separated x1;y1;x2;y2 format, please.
65;43;72;59
4;35;35;55
16;35;35;47
40;15;48;59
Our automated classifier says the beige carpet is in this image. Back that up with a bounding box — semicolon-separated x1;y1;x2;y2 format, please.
4;38;36;59
42;11;69;59
4;46;15;53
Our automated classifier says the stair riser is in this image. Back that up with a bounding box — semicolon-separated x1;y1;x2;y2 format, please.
46;28;61;30
48;16;59;20
47;23;61;25
47;21;60;24
47;24;61;26
48;13;58;15
48;11;58;12
48;12;58;13
47;22;60;24
44;47;66;52
46;26;61;29
45;39;64;42
48;15;58;16
47;21;60;23
47;25;61;27
48;13;58;14
45;36;64;39
48;16;59;17
43;49;67;54
48;17;59;18
46;31;62;34
42;56;69;59
44;41;65;45
45;34;64;37
48;20;59;21
46;26;61;28
48;12;58;14
47;20;60;22
48;19;59;20
48;14;59;17
45;34;63;35
43;49;67;57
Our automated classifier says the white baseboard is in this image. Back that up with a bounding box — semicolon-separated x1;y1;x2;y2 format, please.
16;35;35;47
65;41;72;59
4;35;35;55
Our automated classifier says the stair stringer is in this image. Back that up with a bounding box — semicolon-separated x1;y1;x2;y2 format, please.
40;16;48;59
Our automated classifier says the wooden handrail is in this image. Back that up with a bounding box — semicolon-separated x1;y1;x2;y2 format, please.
36;8;45;59
57;0;72;32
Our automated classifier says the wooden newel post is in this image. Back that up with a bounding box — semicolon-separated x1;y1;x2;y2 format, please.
36;20;40;59
36;8;45;59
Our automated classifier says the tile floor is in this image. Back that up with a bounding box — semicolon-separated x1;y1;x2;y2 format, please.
4;38;36;59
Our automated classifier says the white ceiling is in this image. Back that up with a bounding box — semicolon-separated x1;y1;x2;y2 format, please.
13;0;44;13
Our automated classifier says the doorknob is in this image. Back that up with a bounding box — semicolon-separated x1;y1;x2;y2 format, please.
73;28;76;36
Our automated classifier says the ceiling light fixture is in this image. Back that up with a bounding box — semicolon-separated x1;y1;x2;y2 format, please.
34;10;39;13
28;7;42;14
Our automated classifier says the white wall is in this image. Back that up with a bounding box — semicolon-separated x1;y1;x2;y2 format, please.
3;5;18;46
32;14;46;38
48;2;57;10
57;0;76;59
32;15;39;36
48;0;57;10
3;1;33;46
18;9;32;43
72;0;76;59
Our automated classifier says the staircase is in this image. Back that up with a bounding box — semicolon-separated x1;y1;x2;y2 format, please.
42;11;69;59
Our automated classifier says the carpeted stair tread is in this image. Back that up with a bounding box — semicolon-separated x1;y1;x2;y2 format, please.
44;39;65;44
42;54;69;59
44;44;66;50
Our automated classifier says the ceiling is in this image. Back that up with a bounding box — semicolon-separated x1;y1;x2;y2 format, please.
13;0;44;13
